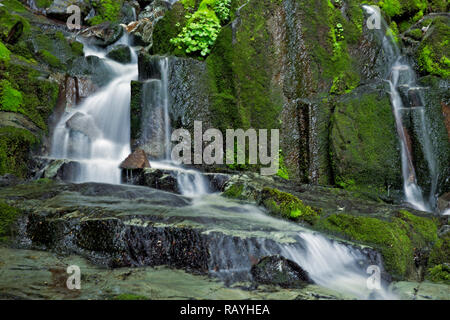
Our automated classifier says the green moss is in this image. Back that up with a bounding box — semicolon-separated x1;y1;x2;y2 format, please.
0;200;20;242
315;210;438;279
0;126;37;178
428;232;450;268
0;63;59;130
112;294;148;300
223;183;245;199
0;79;22;112
0;7;31;41
89;0;124;25
152;2;187;55
260;188;320;225
417;18;450;78
0;41;11;63
427;264;450;284
37;49;63;69
330;88;402;193
35;0;52;8
70;41;84;57
1;0;27;13
277;152;290;180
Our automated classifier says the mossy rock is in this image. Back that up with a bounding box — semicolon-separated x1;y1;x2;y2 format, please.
416;16;450;78
259;187;320;225
330;84;402;195
0;200;21;243
106;44;132;64
0;126;38;178
151;1;187;55
315;209;438;279
87;0;124;25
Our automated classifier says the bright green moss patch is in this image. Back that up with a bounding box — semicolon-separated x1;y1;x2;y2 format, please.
89;0;124;25
0;41;11;63
427;264;450;284
260;188;319;225
0;79;22;112
0;200;20;242
0;63;59;130
0;126;37;178
315;210;438;278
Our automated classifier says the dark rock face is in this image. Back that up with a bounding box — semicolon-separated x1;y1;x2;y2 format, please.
251;255;313;288
330;83;403;193
106;44;132;64
0;174;22;187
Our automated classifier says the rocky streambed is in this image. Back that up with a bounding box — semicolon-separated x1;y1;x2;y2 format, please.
0;175;448;300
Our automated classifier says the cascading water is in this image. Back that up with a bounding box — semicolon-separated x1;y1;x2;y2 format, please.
363;5;438;212
51;34;138;184
139;56;210;196
196;195;396;299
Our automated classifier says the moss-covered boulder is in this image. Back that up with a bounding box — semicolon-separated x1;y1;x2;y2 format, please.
106;44;132;63
416;16;450;78
330;84;402;195
426;231;450;283
315;210;439;280
0;200;21;243
260;187;320;225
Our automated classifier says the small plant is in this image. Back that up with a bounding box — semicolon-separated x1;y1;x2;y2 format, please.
214;0;231;23
170;11;221;57
335;23;344;41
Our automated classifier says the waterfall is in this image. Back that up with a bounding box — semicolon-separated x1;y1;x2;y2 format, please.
140;56;210;197
199;195;396;299
362;6;438;212
51;34;138;184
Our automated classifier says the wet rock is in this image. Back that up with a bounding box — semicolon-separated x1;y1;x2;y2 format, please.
120;149;151;170
330;83;403;194
66;112;102;140
205;173;231;192
106;44;132;64
0;174;21;187
141;168;180;194
438;192;450;215
80;22;124;47
251;255;313;288
46;0;91;22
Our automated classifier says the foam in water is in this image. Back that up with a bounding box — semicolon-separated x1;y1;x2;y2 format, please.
51;34;138;184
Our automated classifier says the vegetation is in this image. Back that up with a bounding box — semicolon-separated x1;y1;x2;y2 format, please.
88;0;124;26
260;188;320;225
0;201;20;242
315;210;438;279
170;0;232;57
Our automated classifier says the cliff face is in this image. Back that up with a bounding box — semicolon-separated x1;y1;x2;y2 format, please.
0;0;449;198
149;0;449;198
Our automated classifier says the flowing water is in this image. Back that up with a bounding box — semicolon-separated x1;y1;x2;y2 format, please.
48;28;399;299
51;35;138;184
363;5;438;212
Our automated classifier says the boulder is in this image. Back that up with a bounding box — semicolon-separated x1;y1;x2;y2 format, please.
106;44;132;64
80;22;124;47
65;112;102;140
251;255;313;288
120;149;151;170
46;0;91;22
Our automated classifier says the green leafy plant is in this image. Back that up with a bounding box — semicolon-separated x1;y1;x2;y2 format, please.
214;0;231;23
170;11;221;57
